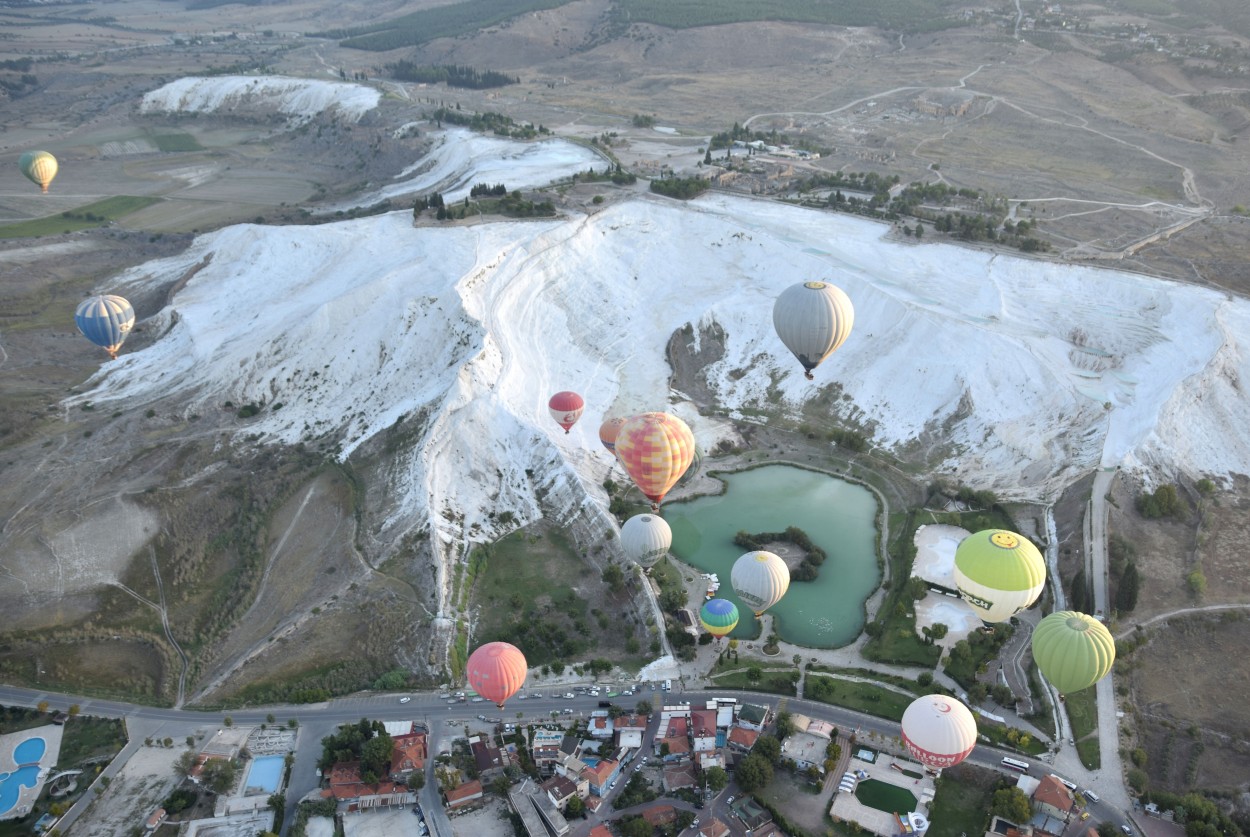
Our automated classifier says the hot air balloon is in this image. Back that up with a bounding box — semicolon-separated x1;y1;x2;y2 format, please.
952;529;1046;623
19;151;58;194
548;391;585;434
1031;611;1115;695
465;641;528;709
614;412;696;511
75;295;135;359
700;598;739;638
620;513;672;569
900;694;977;769
731;551;790;618
599;417;626;454
772;280;854;380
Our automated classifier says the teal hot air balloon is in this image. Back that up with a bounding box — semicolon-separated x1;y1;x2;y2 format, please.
700;598;739;638
75;294;135;359
1031;611;1115;695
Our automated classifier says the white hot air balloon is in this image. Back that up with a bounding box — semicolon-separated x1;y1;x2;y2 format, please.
900;694;977;769
620;514;672;569
731;551;790;617
772;280;854;380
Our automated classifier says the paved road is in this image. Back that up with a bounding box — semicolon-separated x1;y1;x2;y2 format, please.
0;680;1134;835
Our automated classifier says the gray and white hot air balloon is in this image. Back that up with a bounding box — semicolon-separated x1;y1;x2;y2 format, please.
772;280;854;380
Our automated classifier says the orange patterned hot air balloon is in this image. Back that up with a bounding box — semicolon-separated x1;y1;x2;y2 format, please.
614;412;696;511
466;641;528;709
599;416;626;454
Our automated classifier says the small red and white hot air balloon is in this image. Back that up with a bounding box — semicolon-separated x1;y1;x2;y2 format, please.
548;391;585;434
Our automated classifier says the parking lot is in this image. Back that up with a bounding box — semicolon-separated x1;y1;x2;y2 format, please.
341;806;427;837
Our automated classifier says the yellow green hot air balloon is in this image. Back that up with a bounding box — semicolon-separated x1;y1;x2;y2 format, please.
952;529;1046;623
19;151;58;194
1031;611;1115;695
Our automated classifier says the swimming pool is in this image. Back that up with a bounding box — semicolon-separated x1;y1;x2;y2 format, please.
244;755;285;794
0;736;47;816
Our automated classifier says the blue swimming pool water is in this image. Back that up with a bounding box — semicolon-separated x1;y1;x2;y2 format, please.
245;755;285;794
0;736;47;816
13;738;44;765
581;756;601;767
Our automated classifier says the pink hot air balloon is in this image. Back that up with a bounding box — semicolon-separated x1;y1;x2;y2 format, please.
900;694;977;770
465;641;528;709
548;391;585;434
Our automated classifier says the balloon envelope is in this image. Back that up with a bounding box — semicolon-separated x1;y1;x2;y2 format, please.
731;551;790;617
466;641;528;708
953;529;1046;623
901;694;977;769
75;295;135;358
548;391;585;434
19;150;58;193
620;514;672;569
599;417;626;453
1031;611;1115;694
772;281;853;379
700;598;739;637
614;412;696;506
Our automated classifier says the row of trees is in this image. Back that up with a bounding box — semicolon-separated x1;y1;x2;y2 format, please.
733;527;827;582
385;61;518;89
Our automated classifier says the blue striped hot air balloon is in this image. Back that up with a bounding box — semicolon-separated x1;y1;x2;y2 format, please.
75;295;135;359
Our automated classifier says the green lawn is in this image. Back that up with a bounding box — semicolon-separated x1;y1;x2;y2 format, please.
709;667;797;696
58;716;126;766
925;764;999;837
0;196;162;238
1066;685;1101;768
855;779;917;814
803;674;912;721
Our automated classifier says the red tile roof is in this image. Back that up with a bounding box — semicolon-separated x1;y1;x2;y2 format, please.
641;804;677;826
727;727;759;749
445;779;484;806
1033;775;1074;812
391;732;427;774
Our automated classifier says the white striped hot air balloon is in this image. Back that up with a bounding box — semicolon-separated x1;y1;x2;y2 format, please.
731;551;790;617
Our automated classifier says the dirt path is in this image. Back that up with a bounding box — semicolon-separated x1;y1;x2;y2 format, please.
1114;602;1250;639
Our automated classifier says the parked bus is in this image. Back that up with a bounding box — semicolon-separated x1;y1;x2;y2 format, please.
1049;773;1077;791
1001;757;1030;772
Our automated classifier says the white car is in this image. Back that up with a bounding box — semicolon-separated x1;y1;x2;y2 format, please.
471;696;485;702
563;692;576;699
399;696;411;703
727;796;735;804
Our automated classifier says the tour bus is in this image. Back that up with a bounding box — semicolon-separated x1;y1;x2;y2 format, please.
1049;773;1077;791
1001;757;1030;773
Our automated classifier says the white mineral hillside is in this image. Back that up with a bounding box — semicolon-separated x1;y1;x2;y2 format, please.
139;75;382;125
72;130;1250;574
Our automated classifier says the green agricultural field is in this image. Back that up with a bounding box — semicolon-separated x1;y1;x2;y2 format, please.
325;0;572;51
153;133;203;152
615;0;969;33
0;196;162;239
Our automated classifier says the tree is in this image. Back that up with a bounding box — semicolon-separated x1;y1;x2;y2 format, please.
929;623;948;643
991;787;1031;823
602;564;625;591
37;700;49;714
704;765;729;793
620;817;652;837
915;223;924;239
566;795;585;817
992;684;1014;706
267;792;285;821
753;734;781;764
746;665;762;683
409;770;425;790
735;752;773;792
490;775;511;795
266;713;276;724
1116;562;1140;612
223;716;233;727
201;758;239;795
174;749;198;778
774;711;796;740
635;699;653;716
68;704;80;717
